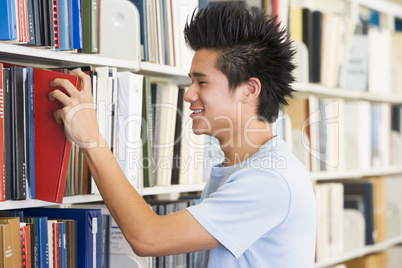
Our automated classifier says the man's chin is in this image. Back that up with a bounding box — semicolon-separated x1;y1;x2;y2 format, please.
191;127;208;136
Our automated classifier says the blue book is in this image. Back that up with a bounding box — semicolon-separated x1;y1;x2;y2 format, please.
0;0;18;40
60;221;67;268
24;208;102;268
130;0;149;61
396;17;402;31
71;0;83;49
58;0;71;50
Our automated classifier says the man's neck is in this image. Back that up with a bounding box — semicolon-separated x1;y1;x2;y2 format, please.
219;121;273;167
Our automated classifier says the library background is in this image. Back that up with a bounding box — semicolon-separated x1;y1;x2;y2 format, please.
0;0;402;267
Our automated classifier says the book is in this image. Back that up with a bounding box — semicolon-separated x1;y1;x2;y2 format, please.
116;71;144;191
10;66;27;200
0;0;18;40
311;10;322;83
153;82;179;186
48;219;56;268
24;67;33;199
2;67;12;200
24;208;102;268
141;76;155;187
130;0;149;61
341;34;369;91
59;219;77;268
82;0;98;53
33;68;80;203
0;217;22;267
343;181;375;245
0;64;4;202
20;222;32;268
53;0;61;49
0;223;13;267
28;66;35;199
71;0;83;49
58;0;70;50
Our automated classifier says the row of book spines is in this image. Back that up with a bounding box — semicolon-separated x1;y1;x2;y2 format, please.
0;0;99;53
148;198;198;267
0;64;34;202
288;7;402;89
64;144;92;197
314;177;386;263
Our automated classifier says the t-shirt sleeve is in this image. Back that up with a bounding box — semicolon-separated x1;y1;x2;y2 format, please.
187;168;291;258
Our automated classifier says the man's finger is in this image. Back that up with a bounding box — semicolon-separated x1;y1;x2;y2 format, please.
50;78;79;97
73;70;92;95
48;89;71;106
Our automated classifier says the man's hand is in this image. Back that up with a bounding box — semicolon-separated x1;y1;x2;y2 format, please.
48;70;102;149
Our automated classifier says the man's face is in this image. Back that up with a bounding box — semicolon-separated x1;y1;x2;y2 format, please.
184;48;245;142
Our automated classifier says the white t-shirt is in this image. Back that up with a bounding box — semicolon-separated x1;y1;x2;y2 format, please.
187;136;317;268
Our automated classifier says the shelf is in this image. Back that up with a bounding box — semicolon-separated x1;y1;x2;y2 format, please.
0;194;103;210
142;183;206;196
315;235;402;268
139;62;191;85
311;166;402;181
293;83;402;104
354;0;402;18
0;43;140;70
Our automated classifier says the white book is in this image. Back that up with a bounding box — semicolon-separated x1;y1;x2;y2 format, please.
116;71;144;191
320;13;341;87
344;100;372;170
368;27;392;94
391;32;402;95
94;66;109;148
341;34;369;91
47;220;57;267
155;82;179;186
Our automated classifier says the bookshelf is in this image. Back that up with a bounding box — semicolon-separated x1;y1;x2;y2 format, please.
1;0;402;267
291;0;402;267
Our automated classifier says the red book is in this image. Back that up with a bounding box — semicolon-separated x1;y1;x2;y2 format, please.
24;225;31;268
20;224;31;268
33;68;80;203
53;222;62;268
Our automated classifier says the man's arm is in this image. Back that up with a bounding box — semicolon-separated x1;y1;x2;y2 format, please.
49;71;221;257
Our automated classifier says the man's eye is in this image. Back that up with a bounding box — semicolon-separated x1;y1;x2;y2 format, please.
199;81;206;85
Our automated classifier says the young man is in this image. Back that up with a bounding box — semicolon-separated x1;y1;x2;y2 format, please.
49;2;316;267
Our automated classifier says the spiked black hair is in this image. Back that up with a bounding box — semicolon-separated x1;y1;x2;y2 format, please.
184;2;295;123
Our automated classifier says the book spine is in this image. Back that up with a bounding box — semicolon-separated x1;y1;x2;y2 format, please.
72;0;83;49
23;67;31;199
82;0;98;53
60;222;66;268
32;0;41;45
40;0;49;46
28;67;35;199
0;0;18;40
26;0;36;44
0;64;5;201
142;76;154;187
53;222;60;268
2;67;12;200
11;66;27;200
53;0;60;49
37;217;49;268
57;0;69;50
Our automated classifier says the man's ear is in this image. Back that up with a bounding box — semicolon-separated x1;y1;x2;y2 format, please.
243;77;261;103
